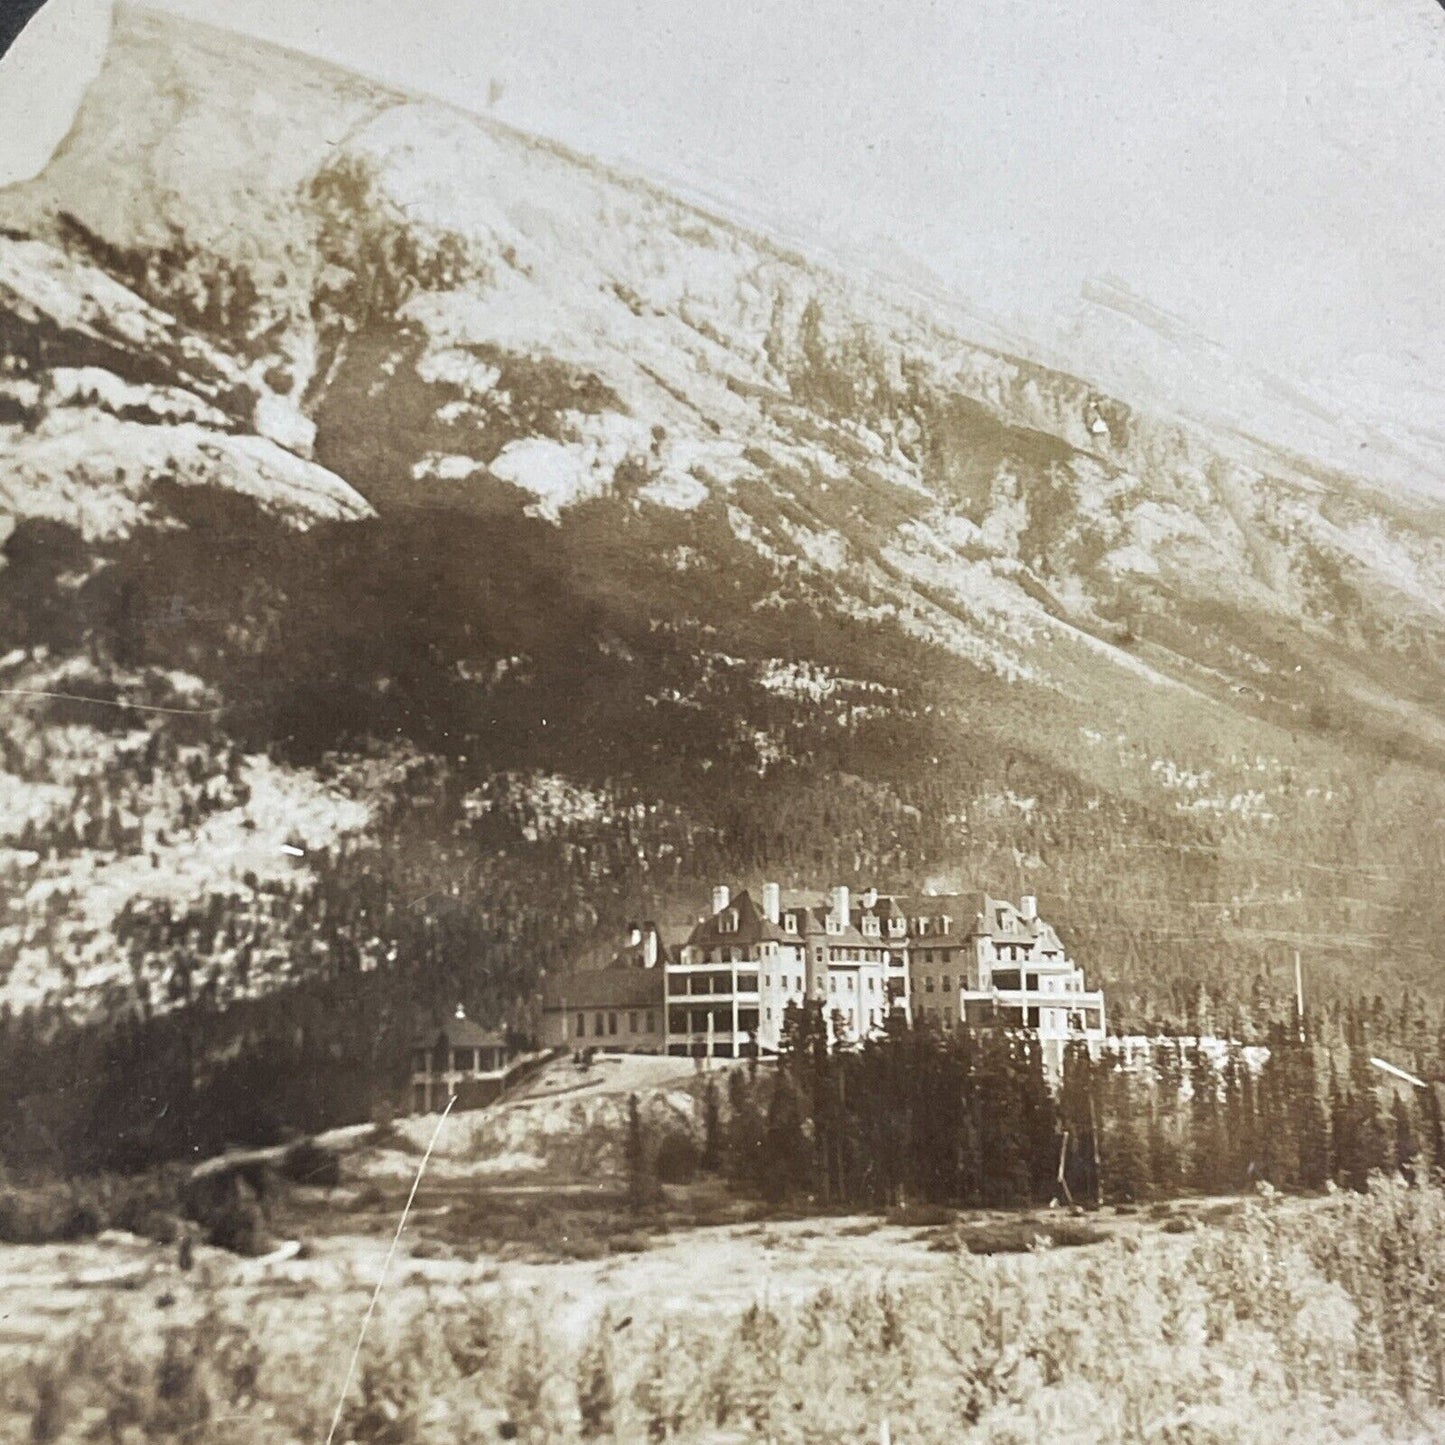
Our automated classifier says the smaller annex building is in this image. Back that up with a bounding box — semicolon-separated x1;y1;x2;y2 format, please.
410;1007;516;1114
539;921;667;1053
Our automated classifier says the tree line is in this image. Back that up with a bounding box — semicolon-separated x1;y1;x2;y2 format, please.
677;1004;1445;1212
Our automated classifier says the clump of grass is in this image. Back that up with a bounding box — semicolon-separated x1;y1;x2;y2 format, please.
606;1231;650;1255
884;1202;954;1228
932;1217;1108;1255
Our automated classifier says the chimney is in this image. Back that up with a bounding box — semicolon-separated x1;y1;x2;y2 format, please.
627;921;642;947
1021;894;1037;922
831;885;850;930
862;887;878;910
712;884;731;916
643;921;660;968
762;882;781;925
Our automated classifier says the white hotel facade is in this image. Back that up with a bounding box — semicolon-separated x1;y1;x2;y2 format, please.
663;882;1105;1075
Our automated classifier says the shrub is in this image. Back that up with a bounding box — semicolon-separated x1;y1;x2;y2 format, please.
279;1138;340;1188
944;1218;1108;1255
0;1182;100;1244
653;1130;700;1186
607;1231;651;1255
204;1189;270;1256
557;1233;609;1261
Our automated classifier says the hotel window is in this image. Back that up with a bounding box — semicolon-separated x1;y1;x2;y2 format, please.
628;1012;638;1033
925;976;935;992
576;1014;585;1037
941;975;951;992
595;1012;605;1034
646;1011;656;1032
608;1013;618;1035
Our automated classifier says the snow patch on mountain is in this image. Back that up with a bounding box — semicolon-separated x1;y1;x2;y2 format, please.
1;412;373;538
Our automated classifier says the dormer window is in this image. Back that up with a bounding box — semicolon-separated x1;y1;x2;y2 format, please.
888;917;905;936
720;909;739;934
862;915;880;937
784;914;798;934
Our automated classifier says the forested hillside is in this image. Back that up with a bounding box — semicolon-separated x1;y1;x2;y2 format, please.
3;6;1445;1165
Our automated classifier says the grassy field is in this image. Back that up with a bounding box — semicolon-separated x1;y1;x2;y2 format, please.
3;1178;1444;1443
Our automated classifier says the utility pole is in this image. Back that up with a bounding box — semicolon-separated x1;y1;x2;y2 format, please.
1088;1092;1102;1207
1294;951;1305;1044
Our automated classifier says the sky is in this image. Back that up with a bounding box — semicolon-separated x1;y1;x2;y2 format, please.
3;0;1445;406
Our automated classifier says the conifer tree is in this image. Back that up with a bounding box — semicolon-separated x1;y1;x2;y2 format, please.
1148;1040;1185;1197
975;1033;1031;1206
1187;1042;1225;1193
761;1073;811;1205
701;1076;721;1174
1102;1062;1149;1203
625;1092;653;1213
1392;1093;1418;1182
725;1069;767;1194
1424;1083;1445;1176
1058;1042;1100;1206
1294;1044;1331;1191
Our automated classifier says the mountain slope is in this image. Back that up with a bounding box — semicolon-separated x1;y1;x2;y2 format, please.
2;1;1445;1081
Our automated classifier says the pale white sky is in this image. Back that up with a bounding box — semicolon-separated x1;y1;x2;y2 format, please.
5;0;1445;404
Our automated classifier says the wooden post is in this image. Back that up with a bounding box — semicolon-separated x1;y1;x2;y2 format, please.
1294;951;1305;1043
1054;1130;1073;1206
1088;1092;1101;1207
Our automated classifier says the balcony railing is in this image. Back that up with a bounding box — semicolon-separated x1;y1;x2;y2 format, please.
960;987;1106;1037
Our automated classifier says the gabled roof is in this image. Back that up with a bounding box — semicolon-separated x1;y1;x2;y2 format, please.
795;903;874;949
541;965;666;1011
893;892;971;938
684;888;795;948
414;1014;508;1050
979;895;1044;944
609;936;675;970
